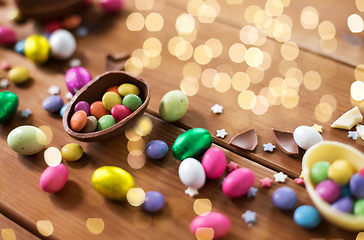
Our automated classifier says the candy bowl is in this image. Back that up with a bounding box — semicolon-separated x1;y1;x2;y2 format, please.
63;71;151;142
302;141;364;231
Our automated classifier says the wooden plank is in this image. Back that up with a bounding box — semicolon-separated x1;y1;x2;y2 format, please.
0;213;40;239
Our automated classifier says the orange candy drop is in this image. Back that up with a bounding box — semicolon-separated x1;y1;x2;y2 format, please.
70;110;87;132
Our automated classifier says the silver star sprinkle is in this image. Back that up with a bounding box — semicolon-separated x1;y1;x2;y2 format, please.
246;187;258;198
263;143;276;152
48;85;60;95
65;92;73;100
211;104;223;114
274;172;288;183
216;129;227;138
242;210;256;224
21;108;32;118
69;58;81;68
0;79;10;88
348;131;357;140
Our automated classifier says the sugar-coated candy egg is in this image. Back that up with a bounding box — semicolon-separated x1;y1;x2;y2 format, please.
122;94;142;112
102;91;122;111
0;26;17;46
7;125;47;155
44;21;62;33
90;101;110;119
172;128;212;161
60;103;70;117
8;66;29;84
62;14;82;30
315;179;340;203
159;90;188;122
74;101;90;116
106;85;120;95
332;197;354;213
40;163;69;193
92;166;135;200
24;34;50;64
202;147;226;179
111;104;131;122
82;116;98;133
142;191;165;212
145;140;168;159
293;205;321;229
43;95;64;112
350;173;364;199
100;0;124;13
70;110;87;132
222;168;254;198
354;199;364;216
14;39;25;54
272;187;297;211
118;83;140;97
49;29;76;60
328;159;354;185
293;126;323;150
310;161;330;185
0;91;18;123
97;115;116;131
61;143;83;161
178;158;206;197
190;212;231;239
65;67;92;94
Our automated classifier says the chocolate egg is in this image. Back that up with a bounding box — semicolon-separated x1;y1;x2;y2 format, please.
24;34;50;65
159;90;188;122
0;91;18;123
65;67;92;94
49;29;76;60
7;125;47;155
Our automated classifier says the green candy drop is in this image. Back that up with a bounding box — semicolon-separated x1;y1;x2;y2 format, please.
172;128;212;161
0;91;18;123
354;199;364;216
310;161;330;185
97;115;116;131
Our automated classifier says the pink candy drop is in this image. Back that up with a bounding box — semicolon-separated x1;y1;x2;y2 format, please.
201;147;226;179
40;163;69;193
0;26;17;46
190;212;231;239
222;168;254;198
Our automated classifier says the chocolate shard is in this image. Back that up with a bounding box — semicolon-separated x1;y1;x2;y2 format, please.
229;128;258;151
272;128;299;157
106;53;130;72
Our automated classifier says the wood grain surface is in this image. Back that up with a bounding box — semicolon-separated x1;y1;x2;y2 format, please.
0;0;363;239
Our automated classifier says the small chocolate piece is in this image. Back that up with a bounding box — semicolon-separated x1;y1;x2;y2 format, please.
106;53;130;72
272;128;299;156
229;128;258;151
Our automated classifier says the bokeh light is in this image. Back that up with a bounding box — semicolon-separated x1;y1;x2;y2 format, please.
238;90;256;110
176;40;194;61
229;43;246;63
201;68;218;88
245;5;261;24
251;95;269;115
39;125;53;145
265;0;284;17
281;89;299;109
44;147;62;167
187;0;205;16
257;51;272;71
134;213;152;229
127;138;145;152
145;13;164;31
1;229;16;240
213;72;231;92
246;67;264;84
285;68;303;85
126;13;145;31
194;45;213;65
357;0;364;11
348;14;364;33
319;59;337;78
128;150;146;169
135;0;154;10
320;38;337;53
125;57;143;76
127;188;146;207
281;41;299;61
134;116;153;136
86;218;105;235
315;103;333;122
318;21;336;40
303;71;321;90
245;47;263;67
169;197;187;215
37;220;54;237
125;126;142;141
301;6;319;29
181;76;199;96
232;72;250;91
197;2;219;23
205;38;223;58
143;38;162;57
355;64;364;81
176;13;196;34
183;62;202;79
320;94;337;112
193;199;212;216
279;59;297;76
195;228;214;240
351;81;364;101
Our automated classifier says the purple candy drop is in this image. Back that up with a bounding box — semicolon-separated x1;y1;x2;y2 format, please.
332;197;354;213
74;101;90;116
142;191;165;212
350;173;364;199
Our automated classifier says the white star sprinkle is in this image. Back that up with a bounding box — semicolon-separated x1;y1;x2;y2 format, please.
65;92;73;100
263;143;275;152
242;210;256;224
0;79;10;88
348;131;357;140
211;104;223;114
48;85;60;95
246;187;258;198
216;129;227;138
21;108;32;118
69;58;81;68
274;172;288;183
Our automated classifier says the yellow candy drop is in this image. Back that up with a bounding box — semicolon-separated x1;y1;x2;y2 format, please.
102;91;122;111
61;143;83;161
8;66;29;84
92;166;135;200
24;34;50;65
327;159;354;185
118;83;140;97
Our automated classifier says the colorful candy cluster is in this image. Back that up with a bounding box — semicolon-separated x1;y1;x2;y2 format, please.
311;159;364;216
69;83;143;133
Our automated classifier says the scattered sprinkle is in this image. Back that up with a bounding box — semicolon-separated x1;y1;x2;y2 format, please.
226;161;238;172
69;58;81;68
65;92;73;100
0;79;10;88
348;131;357;140
259;177;273;188
216;129;227;138
21;108;32;118
246;187;257;197
294;178;305;186
211;104;223;114
263;143;275;152
299;171;304;179
76;26;89;37
311;124;323;132
0;61;10;70
48;85;60;95
273;172;288;183
242;210;256;224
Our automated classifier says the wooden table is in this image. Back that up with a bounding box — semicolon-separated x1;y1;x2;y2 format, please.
0;0;363;239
